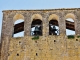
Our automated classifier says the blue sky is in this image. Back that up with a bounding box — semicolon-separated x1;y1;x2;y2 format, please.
0;0;80;37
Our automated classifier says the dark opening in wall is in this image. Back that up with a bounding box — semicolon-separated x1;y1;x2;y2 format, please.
54;40;56;42
17;53;19;56
49;20;59;35
31;19;42;36
13;19;24;37
36;53;38;56
76;39;78;41
8;53;10;56
65;18;75;35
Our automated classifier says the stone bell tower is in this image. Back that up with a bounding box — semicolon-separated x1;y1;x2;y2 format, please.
1;8;80;60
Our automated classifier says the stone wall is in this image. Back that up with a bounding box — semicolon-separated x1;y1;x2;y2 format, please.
0;43;1;59
1;8;80;60
2;8;80;36
7;35;80;60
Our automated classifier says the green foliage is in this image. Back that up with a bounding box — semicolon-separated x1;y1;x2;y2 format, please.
32;36;39;40
67;35;75;39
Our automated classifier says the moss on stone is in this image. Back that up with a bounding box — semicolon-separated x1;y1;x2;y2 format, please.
67;35;75;39
32;36;39;40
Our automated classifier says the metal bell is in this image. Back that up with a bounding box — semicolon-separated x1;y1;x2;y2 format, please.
52;25;57;31
34;26;40;31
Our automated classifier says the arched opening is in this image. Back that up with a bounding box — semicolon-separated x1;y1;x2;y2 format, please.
49;20;59;35
31;19;42;36
31;14;42;36
65;18;75;35
13;14;24;37
49;14;59;35
65;13;75;35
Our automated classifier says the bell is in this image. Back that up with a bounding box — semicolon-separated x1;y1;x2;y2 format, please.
52;25;57;31
33;25;40;35
33;25;42;36
51;25;58;35
34;26;40;31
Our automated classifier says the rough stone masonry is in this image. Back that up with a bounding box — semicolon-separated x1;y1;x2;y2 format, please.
1;8;80;60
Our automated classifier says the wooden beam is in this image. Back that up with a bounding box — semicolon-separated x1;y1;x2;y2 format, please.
14;21;75;34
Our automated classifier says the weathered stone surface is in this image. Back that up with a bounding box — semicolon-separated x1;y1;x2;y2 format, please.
1;8;80;60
